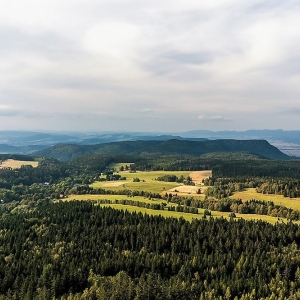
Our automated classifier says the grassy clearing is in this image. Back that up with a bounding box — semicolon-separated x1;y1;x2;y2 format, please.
92;170;204;195
116;170;192;180
0;159;38;169
92;180;180;194
189;170;212;184
99;204;292;224
108;162;133;171
67;194;166;204
231;188;300;210
66;194;293;224
84;169;300;224
100;204;202;221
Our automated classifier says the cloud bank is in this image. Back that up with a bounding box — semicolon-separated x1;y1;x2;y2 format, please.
1;0;300;132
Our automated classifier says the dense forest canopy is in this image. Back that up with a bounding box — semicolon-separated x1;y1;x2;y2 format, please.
34;139;289;161
0;201;300;299
1;144;300;299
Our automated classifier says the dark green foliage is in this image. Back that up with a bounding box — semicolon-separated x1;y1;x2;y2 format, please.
34;139;289;161
0;154;36;161
212;159;300;178
1;201;300;299
156;174;180;182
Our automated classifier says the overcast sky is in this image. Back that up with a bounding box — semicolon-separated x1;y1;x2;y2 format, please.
1;0;300;132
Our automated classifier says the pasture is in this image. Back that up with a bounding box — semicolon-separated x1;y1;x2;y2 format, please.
231;188;300;210
67;194;166;204
92;170;210;196
72;169;300;224
0;159;38;169
66;194;292;224
99;203;291;224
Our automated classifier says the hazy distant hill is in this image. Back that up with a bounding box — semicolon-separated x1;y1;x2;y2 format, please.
0;144;47;154
34;139;289;161
1;130;299;157
181;129;300;142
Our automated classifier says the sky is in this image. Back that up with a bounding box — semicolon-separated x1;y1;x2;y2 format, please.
1;0;300;132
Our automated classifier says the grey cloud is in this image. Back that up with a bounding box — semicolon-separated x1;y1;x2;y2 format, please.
0;107;40;118
141;52;211;80
1;0;300;132
0;27;82;62
281;107;300;115
247;0;297;14
32;74;118;91
0;107;20;117
198;115;232;121
167;52;213;65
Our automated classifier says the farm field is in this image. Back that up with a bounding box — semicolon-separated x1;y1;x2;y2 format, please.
92;170;210;196
70;169;300;224
230;188;300;210
189;170;212;184
0;159;38;169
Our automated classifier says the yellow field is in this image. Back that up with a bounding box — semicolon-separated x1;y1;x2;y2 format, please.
0;159;38;169
231;188;300;210
189;170;212;184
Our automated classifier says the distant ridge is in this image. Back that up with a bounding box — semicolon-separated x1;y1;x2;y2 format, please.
0;144;47;154
33;139;289;161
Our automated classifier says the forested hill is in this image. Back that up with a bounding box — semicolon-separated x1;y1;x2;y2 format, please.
34;139;289;161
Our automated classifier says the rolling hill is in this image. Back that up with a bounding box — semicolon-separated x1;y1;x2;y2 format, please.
34;139;289;161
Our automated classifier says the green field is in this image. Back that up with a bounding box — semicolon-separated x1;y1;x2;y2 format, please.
92;170;196;194
115;170;192;180
66;194;294;224
67;194;166;204
72;170;300;225
230;188;300;210
99;204;291;224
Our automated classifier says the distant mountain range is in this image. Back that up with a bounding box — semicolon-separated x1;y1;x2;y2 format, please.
33;139;289;161
180;129;300;142
0;129;299;157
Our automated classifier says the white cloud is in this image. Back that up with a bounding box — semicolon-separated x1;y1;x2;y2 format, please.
198;115;231;121
0;0;300;131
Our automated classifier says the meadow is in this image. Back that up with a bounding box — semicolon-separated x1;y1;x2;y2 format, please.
0;159;38;169
70;168;300;224
68;189;292;224
92;170;208;195
84;199;291;224
230;188;300;210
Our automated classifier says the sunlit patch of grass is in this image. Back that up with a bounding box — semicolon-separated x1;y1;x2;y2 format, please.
66;195;295;224
0;159;38;169
231;188;300;210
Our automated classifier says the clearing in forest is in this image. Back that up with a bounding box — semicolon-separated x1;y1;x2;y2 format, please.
93;170;212;195
102;181;128;187
108;162;134;171
189;170;212;184
166;170;211;196
231;188;300;211
0;159;38;169
167;185;207;196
